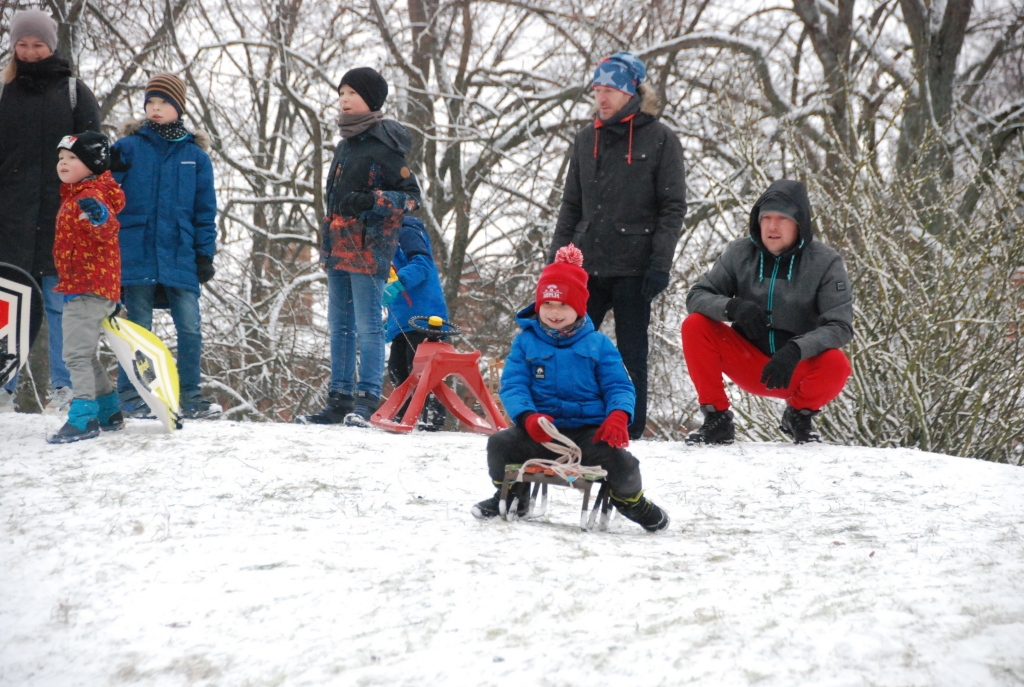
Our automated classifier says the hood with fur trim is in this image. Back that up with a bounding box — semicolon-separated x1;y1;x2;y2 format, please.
118;118;211;151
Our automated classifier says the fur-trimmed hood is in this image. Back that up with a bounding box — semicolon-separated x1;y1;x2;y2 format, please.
118;118;211;151
590;83;660;118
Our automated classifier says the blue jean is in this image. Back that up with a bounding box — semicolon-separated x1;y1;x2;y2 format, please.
328;269;386;397
116;285;203;400
4;275;72;393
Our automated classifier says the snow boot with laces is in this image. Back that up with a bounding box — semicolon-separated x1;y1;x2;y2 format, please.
343;391;379;428
685;404;735;445
780;406;821;444
611;491;670;532
296;392;354;425
471;482;530;520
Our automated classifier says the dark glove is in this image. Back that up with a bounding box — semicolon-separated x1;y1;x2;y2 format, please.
196;254;215;284
522;413;555;444
641;269;670;302
760;342;802;390
726;297;769;342
593;409;630;448
109;148;132;173
339;191;376;217
77;198;108;225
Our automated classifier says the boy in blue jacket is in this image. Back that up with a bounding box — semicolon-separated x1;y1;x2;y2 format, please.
383;216;448;431
472;245;669;532
111;73;220;420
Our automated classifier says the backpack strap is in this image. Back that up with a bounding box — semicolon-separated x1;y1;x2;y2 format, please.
69;77;77;111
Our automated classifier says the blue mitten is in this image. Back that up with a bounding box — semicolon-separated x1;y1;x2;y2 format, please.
77;198;109;225
383;280;406;306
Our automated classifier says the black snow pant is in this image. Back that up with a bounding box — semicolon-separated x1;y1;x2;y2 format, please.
486;424;643;498
387;331;446;429
586;275;650;440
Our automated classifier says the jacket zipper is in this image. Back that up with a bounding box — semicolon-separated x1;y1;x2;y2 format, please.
766;255;780;354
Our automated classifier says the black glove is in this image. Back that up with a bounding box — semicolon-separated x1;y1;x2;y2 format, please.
110;148;132;173
339;191;376;217
760;342;802;390
196;254;215;284
726;297;769;342
641;269;670;302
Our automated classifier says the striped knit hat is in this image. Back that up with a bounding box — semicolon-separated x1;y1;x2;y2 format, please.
145;73;187;116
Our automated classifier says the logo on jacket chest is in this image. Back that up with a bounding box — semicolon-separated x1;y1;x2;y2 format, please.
534;365;546;380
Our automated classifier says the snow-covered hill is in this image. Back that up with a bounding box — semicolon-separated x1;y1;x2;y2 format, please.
1;414;1022;686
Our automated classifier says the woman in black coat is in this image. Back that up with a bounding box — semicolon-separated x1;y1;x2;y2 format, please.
0;9;101;411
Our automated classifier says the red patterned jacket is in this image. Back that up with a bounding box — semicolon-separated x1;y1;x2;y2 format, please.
53;172;126;302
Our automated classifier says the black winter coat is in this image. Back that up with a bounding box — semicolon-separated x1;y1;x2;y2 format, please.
0;54;101;276
550;95;687;277
687;180;854;358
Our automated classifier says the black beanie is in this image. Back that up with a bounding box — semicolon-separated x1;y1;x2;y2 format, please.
57;131;111;175
338;67;388;112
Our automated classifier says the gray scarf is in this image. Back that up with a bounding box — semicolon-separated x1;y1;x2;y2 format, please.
338;111;384;139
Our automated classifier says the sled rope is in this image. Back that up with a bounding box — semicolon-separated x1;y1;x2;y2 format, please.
515;417;608;483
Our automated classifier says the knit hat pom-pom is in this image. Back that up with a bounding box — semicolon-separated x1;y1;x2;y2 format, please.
554;244;584;267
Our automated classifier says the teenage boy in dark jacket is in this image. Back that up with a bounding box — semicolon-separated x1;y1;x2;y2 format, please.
682;180;853;444
549;52;687;440
472;245;669;532
111;73;220;420
298;67;420;426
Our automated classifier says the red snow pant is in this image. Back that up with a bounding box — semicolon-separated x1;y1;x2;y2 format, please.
681;313;851;412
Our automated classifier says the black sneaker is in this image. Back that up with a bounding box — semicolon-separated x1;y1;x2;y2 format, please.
46;418;101;444
471;483;530;519
180;395;223;420
296;392;354;425
121;396;155;419
780;406;821;444
611;491;670;532
343;391;379;427
685;405;735;445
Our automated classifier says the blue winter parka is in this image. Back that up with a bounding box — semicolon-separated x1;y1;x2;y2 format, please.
500;304;635;429
386;216;449;341
111;119;217;294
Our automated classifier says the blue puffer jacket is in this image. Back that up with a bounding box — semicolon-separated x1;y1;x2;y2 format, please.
112;120;217;294
386;217;449;341
500;304;635;429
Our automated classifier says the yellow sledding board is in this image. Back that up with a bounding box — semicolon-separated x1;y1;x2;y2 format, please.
102;316;181;433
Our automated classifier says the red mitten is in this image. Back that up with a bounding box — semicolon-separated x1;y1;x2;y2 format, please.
523;413;555;443
593;410;630;448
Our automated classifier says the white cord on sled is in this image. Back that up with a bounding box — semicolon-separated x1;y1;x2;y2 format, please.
516;417;608;483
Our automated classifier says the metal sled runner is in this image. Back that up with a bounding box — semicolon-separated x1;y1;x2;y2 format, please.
499;417;613;532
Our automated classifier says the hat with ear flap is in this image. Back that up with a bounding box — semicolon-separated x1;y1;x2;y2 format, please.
535;244;589;319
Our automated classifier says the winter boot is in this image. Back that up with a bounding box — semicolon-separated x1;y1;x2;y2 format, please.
47;398;101;444
96;392;125;432
180;394;223;420
296;392;354;425
611;491;670;532
0;389;14;414
417;394;447;432
780;406;821;444
471;482;530;519
120;393;155;419
43;386;73;415
343;391;379;428
685;404;735;445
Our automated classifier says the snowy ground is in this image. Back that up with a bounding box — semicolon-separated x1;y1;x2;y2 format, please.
1;414;1023;687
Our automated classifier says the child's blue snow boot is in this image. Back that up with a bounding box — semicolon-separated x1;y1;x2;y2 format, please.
47;398;101;444
97;392;125;432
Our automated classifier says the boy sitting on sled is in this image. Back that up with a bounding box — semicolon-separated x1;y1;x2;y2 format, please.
471;245;669;532
48;132;128;443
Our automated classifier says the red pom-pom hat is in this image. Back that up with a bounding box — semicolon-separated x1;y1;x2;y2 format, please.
535;244;589;318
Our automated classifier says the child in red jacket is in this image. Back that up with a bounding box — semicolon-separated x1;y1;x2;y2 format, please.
47;132;128;444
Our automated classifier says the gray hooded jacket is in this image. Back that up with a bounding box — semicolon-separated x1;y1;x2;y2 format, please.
686;179;853;359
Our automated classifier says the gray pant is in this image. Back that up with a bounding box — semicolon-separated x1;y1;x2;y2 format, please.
62;294;116;401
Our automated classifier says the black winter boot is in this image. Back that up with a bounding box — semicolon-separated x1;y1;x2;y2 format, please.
685;405;735;445
296;392;354;425
780;406;821;444
471;482;530;519
343;391;380;427
611;491;670;532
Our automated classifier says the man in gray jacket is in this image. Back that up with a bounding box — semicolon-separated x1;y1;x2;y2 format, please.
682;179;852;444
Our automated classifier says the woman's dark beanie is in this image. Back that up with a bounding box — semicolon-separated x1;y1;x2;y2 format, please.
338;67;388;112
